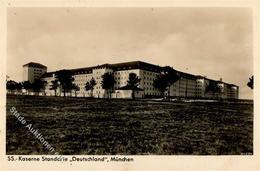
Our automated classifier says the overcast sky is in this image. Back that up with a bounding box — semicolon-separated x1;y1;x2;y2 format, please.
7;7;253;99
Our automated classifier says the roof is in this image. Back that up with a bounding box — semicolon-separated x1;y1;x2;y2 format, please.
196;75;238;87
70;67;94;75
111;61;162;72
23;62;47;69
176;70;197;80
117;85;144;91
41;72;55;78
37;60;238;88
61;61;162;73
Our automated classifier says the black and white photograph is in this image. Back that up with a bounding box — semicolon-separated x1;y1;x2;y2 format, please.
5;6;253;157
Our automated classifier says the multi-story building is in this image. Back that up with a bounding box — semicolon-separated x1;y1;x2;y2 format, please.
169;71;198;98
23;62;47;83
195;76;239;99
31;61;238;99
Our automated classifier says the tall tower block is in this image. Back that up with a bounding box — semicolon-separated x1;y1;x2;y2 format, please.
22;62;47;83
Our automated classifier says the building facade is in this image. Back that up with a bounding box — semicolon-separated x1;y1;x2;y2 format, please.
29;61;238;99
23;62;47;83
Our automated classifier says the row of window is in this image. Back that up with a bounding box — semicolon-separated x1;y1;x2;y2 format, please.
115;82;127;85
143;71;158;76
74;79;91;83
172;85;196;88
33;72;42;76
33;69;43;72
143;76;155;81
115;77;128;80
114;71;134;75
94;70;105;75
144;82;153;86
145;92;160;96
143;87;157;91
74;75;91;78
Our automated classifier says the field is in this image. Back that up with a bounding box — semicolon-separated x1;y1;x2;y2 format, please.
6;95;253;155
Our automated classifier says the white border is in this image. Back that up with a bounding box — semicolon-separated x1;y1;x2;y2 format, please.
0;1;259;171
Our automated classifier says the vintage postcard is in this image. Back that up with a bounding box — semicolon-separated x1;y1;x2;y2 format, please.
0;0;259;171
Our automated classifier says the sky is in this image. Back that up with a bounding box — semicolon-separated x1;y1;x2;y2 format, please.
7;7;253;99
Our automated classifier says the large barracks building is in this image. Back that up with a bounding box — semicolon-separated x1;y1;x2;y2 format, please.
22;61;239;99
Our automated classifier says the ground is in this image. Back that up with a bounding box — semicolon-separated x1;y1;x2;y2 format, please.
6;95;253;155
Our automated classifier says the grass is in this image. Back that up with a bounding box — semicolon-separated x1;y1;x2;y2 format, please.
6;95;253;155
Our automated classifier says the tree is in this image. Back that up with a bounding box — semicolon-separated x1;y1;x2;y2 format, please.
31;79;46;95
85;77;96;97
56;70;74;97
161;66;180;98
22;81;32;95
205;81;221;99
101;73;115;99
16;82;23;93
6;80;18;94
247;75;253;89
71;84;80;97
50;80;59;96
126;73;141;99
42;80;47;96
153;74;168;98
85;82;91;96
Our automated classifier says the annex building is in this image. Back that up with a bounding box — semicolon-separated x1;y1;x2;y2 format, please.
22;61;239;99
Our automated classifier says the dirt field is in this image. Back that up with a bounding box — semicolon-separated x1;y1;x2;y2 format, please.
6;95;253;155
